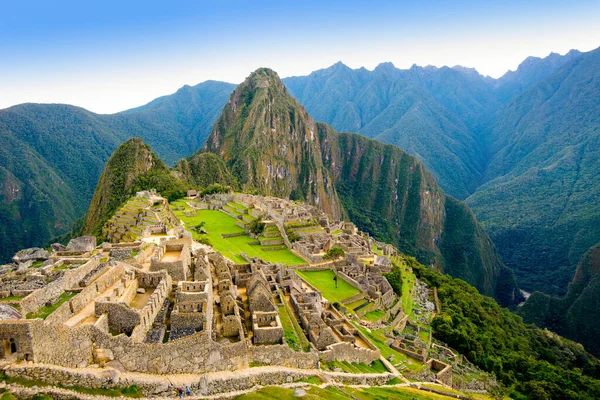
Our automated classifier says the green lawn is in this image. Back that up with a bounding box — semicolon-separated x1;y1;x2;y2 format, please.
362;309;386;322
234;384;455;400
171;200;306;266
295;270;360;303
323;360;388;374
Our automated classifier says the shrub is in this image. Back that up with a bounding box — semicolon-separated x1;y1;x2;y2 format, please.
323;247;345;260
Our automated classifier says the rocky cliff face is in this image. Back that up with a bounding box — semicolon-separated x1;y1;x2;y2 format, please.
205;68;520;306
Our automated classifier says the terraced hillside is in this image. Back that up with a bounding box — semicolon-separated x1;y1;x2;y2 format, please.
102;195;179;243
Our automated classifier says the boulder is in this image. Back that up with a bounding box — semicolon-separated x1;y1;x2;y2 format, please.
0;304;22;320
294;388;307;397
93;348;115;366
67;236;97;252
12;248;49;264
51;243;67;252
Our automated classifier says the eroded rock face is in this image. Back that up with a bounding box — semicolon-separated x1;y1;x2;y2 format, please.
12;248;49;264
66;236;97;252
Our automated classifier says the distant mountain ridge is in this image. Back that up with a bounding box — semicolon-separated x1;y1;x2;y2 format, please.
0;81;234;263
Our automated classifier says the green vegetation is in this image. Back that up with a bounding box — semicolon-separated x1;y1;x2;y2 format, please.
362;309;386;322
0;370;142;398
295;376;323;385
322;360;388;374
171;200;305;266
278;305;302;352
278;293;310;352
352;323;427;374
234;384;454;400
323;246;344;260
26;291;76;320
81;138;186;238
0;295;25;302
295;270;360;303
412;259;600;400
248;217;265;235
519;242;600;357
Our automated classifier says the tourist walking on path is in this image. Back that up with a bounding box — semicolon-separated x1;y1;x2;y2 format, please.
178;387;184;398
186;385;191;396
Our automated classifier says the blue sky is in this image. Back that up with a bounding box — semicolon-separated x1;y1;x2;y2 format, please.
1;0;599;113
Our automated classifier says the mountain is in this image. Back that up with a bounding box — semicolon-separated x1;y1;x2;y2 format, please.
519;242;600;357
283;62;493;199
173;152;237;189
206;68;344;219
493;49;583;102
467;46;600;295
0;81;234;263
205;68;520;306
80;138;185;237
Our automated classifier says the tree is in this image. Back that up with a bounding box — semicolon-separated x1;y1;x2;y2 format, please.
324;247;345;260
249;217;265;235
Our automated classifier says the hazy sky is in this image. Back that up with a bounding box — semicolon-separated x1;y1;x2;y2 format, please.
1;0;599;114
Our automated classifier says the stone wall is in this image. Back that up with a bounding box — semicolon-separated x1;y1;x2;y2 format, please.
0;320;34;360
320;341;380;365
95;301;140;335
26;321;250;373
249;344;318;369
428;358;452;386
5;364;119;389
20;257;101;316
131;275;172;342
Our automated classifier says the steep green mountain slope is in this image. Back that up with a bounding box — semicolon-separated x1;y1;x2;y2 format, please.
206;68;520;306
284;63;492;199
206;68;344;219
81;138;184;237
0;81;233;263
413;258;600;400
173;152;237;189
467;47;600;295
519;242;600;357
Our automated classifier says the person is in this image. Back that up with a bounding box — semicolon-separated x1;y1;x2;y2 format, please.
178;387;184;398
186;385;191;396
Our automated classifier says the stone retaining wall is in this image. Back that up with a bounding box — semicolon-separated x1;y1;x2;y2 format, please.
249;344;318;369
320;341;380;365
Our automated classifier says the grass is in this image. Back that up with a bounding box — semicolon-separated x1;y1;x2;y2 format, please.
323;360;388;374
278;305;302;352
171;200;306;266
30;261;44;268
295;270;360;303
234;384;455;400
344;299;365;311
352;323;428;374
295;376;323;385
0;295;25;302
279;292;311;351
26;291;77;320
0;371;142;398
362;309;386;322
